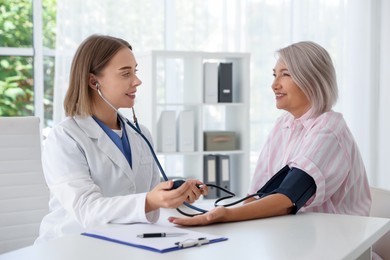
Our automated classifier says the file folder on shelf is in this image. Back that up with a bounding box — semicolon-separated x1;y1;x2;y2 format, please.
217;155;230;192
203;155;218;199
157;110;176;152
82;223;228;253
177;110;195;152
218;62;233;103
203;62;219;103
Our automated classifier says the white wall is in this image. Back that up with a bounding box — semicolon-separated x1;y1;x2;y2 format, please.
377;0;390;188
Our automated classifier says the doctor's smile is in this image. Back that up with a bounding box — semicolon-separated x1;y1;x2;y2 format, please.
126;91;136;99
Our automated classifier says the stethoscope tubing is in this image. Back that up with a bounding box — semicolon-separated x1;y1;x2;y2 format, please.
121;115;208;214
97;87;245;216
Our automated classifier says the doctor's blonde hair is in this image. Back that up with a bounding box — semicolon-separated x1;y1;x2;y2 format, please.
64;34;132;116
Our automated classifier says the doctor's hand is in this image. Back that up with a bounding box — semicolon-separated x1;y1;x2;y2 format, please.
145;179;207;212
168;206;228;226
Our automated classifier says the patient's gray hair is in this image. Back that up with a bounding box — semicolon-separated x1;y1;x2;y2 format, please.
277;41;338;117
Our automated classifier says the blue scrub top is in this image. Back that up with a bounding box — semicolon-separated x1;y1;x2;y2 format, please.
93;116;132;168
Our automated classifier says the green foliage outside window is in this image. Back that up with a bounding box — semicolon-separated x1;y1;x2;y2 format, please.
43;0;56;49
0;0;33;47
0;0;56;125
0;56;34;116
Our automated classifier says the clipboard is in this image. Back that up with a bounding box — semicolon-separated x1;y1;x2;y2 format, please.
81;223;228;253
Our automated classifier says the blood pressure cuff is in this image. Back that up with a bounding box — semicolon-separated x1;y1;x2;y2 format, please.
256;165;317;214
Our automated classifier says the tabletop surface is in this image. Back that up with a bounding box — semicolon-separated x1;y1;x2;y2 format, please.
1;205;389;260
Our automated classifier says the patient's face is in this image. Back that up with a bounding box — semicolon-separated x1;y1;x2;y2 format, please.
272;59;311;118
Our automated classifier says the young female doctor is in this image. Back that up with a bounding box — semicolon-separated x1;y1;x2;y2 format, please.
36;34;206;242
169;41;371;226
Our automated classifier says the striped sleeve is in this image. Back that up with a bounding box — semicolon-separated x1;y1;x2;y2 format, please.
289;123;350;208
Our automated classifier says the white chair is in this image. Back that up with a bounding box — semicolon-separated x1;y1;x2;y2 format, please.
370;186;390;259
0;117;49;254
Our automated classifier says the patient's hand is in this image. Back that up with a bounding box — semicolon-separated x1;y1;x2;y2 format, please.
168;206;227;226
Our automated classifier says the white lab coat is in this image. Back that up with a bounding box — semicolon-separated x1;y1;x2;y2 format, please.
36;116;160;243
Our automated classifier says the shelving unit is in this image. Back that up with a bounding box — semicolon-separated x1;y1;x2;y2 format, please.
132;50;250;196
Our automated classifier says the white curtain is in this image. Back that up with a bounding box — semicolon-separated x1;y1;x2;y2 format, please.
53;0;165;123
54;0;390;189
377;0;390;188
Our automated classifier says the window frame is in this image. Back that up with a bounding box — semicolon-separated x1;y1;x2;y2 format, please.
33;0;44;128
0;0;49;129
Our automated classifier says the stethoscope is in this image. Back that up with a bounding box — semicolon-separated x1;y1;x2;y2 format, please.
96;84;259;217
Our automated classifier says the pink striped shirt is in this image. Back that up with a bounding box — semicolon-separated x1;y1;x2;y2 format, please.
248;110;371;216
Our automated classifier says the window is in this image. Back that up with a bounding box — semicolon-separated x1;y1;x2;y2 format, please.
0;0;56;127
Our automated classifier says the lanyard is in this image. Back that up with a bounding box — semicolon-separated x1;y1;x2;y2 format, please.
93;116;132;168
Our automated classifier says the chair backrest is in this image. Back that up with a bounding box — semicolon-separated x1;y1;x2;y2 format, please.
370;187;390;218
0;117;49;254
370;186;390;260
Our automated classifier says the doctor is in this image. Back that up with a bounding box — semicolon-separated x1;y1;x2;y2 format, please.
36;34;206;243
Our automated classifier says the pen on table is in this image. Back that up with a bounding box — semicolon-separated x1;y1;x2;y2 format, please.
137;232;188;238
175;238;210;248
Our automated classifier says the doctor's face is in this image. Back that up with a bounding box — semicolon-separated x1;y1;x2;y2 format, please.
272;59;311;118
95;47;142;109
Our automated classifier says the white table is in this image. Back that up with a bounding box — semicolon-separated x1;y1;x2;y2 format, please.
1;208;389;260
